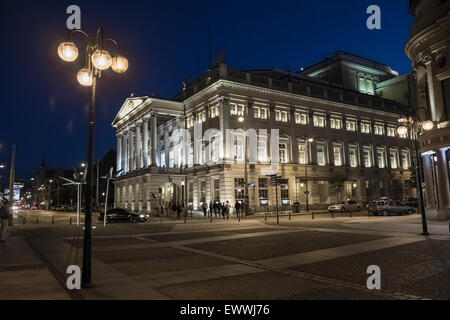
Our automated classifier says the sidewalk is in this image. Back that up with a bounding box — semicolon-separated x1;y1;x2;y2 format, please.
0;236;70;300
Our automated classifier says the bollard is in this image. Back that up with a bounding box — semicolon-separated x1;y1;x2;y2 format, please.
23;217;26;225
312;212;315;220
350;211;353;218
264;209;267;221
289;210;291;221
184;210;187;224
69;217;72;225
36;218;39;224
52;217;55;225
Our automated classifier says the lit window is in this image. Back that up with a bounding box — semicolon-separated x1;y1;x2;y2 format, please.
387;126;396;137
275;110;288;122
254;106;268;119
234;134;244;162
361;121;371;134
346;119;357;132
298;142;308;164
313;114;326;127
401;150;410;169
330;116;342;130
367;80;374;95
211;137;219;162
279;143;289;163
186;116;194;129
349;145;359;168
258;137;268;163
197;111;206;123
359;77;366;93
363;146;372;168
374;123;384;135
168;150;174;168
377;148;386;168
230;103;245;116
295;112;308;125
389;148;398;169
333;144;343;166
209;105;219;118
317;144;326;166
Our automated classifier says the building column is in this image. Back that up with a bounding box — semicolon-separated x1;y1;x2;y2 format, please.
143;117;150;168
128;129;134;171
135;122;142;170
151;114;158;166
116;133;123;174
436;149;450;209
122;131;128;173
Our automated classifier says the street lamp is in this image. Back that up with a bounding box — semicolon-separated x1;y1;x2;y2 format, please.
303;138;314;212
397;108;433;236
58;27;128;288
238;114;248;220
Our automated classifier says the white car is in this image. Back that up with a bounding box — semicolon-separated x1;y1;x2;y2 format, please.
328;200;361;213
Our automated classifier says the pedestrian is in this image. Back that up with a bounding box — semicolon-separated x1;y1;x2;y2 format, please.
160;204;164;217
213;202;219;218
226;201;230;219
176;203;182;219
235;201;241;220
209;201;214;218
221;202;226;219
202;202;207;217
0;200;11;242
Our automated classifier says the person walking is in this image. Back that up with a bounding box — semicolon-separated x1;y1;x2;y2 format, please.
202;202;208;217
221;202;226;220
0;200;11;242
235;201;241;220
176;203;182;219
209;201;214;219
225;201;230;219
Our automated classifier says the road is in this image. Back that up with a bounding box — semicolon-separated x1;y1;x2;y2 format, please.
1;211;449;300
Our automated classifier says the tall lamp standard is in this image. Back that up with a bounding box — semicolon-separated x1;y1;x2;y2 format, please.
304;138;314;212
57;27;129;288
238;115;248;221
397;108;433;236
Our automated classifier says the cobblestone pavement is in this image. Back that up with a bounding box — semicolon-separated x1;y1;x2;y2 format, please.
2;213;449;300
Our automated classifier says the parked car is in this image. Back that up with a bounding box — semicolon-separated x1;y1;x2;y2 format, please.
403;197;419;207
369;200;416;216
97;208;149;223
328;200;361;213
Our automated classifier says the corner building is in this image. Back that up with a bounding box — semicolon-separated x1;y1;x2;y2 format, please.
113;52;416;214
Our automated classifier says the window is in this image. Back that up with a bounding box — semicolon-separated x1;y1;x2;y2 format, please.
197;110;206;123
279;143;289;163
298;142;308;164
200;180;206;202
230;103;245;116
275;110;288;122
363;146;372;168
281;187;289;199
259;178;268;188
235;178;245;199
359;76;366;93
349;144;359;168
295;112;308;125
333;144;343;166
234;134;244;162
313;114;326;127
214;179;220;200
330;116;342;130
366;79;374;95
211;136;219;162
376;147;386;168
389;148;398;169
360;121;371;134
346;118;357;132
259;189;268;199
209;105;219;118
186;116;194;129
401;149;410;169
374;123;384;135
254;105;268;119
317;143;327;166
387;126;396;137
160;152;166;167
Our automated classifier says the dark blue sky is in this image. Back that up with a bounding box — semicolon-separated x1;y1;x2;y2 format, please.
0;0;414;182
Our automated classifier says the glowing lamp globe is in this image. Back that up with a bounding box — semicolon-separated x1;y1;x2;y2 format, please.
421;120;434;131
77;68;93;87
91;49;112;70
58;41;79;62
397;126;408;136
111;55;129;73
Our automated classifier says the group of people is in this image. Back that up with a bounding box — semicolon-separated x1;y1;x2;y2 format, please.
160;201;183;218
202;201;248;220
0;200;11;242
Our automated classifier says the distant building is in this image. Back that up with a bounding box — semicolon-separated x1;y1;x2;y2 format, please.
406;0;450;220
112;51;417;213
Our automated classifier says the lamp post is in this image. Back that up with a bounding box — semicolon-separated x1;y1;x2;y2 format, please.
397;109;433;236
58;27;128;288
304;138;314;212
238;115;248;221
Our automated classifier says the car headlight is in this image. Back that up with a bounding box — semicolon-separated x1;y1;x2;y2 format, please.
139;214;145;218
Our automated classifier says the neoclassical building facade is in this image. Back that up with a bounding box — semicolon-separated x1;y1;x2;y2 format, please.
113;55;416;214
406;0;450;220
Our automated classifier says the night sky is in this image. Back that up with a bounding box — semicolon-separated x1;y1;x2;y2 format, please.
0;0;414;183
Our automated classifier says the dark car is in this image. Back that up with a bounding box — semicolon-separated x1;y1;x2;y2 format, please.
98;208;149;223
369;200;416;216
403;197;419;207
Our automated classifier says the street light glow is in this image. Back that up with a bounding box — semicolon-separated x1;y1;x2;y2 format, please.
421;120;434;131
57;41;79;62
91;49;112;70
397;126;408;136
77;68;94;87
238;116;245;122
111;55;129;73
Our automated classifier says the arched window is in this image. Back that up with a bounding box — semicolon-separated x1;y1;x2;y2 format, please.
363;145;373;168
316;139;328;166
332;141;344;166
279;136;290;164
389;147;399;169
401;148;410;169
348;143;360;168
